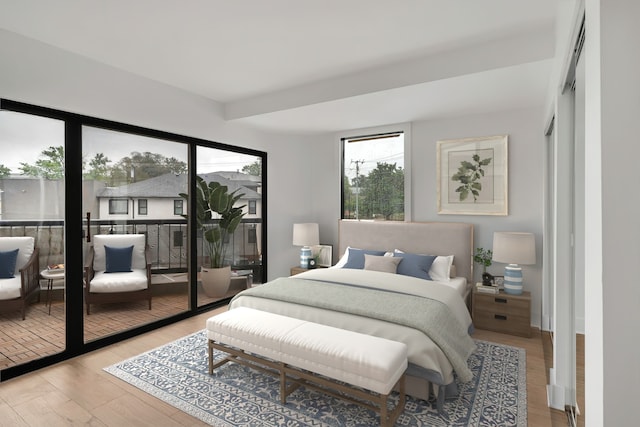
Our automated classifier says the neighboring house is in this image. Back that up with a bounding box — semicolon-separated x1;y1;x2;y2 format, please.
96;171;262;269
96;172;261;220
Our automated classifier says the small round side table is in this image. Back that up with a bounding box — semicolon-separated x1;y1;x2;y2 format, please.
40;269;65;315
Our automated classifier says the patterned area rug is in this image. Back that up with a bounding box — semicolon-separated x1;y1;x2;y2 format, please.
105;330;527;426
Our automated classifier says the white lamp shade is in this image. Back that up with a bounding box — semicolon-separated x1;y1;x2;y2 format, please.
292;223;319;247
492;232;536;265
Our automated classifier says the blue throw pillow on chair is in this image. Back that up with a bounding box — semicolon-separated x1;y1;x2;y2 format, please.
0;249;19;278
105;245;134;273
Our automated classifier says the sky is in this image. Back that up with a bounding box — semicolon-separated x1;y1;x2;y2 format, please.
343;133;404;181
0;110;258;175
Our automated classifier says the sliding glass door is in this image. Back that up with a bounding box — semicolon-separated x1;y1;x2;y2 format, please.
82;126;190;342
195;146;263;308
0;110;66;371
0;98;266;381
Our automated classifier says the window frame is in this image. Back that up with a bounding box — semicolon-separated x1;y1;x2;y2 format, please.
0;97;268;383
109;198;129;215
173;199;184;215
339;124;412;222
138;199;148;215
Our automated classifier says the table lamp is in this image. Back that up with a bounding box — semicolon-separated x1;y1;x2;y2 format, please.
492;232;536;295
293;223;319;268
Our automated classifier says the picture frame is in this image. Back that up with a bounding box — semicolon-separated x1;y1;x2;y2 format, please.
493;275;505;288
437;135;508;215
313;244;333;267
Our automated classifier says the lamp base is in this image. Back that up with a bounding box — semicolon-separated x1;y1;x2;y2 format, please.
299;246;312;268
503;264;523;295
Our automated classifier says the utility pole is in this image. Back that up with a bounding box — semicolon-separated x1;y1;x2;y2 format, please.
351;159;364;219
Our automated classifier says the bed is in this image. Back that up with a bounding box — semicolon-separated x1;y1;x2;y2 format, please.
229;220;475;409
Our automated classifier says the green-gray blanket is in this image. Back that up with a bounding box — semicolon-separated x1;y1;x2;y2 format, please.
231;276;475;382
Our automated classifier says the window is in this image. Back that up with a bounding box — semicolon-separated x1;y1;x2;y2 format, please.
109;199;128;214
248;227;257;244
173;230;183;247
248;200;256;215
174;199;183;215
138;199;148;215
342;132;404;221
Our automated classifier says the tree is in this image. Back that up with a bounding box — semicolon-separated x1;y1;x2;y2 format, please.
358;162;404;220
342;175;355;218
83;153;112;181
19;146;64;179
242;160;261;177
0;164;10;178
110;151;187;185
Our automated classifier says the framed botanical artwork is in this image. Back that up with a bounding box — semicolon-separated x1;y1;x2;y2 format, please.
313;244;333;267
437;135;508;215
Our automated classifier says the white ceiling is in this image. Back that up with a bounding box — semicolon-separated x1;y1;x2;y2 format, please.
0;0;559;135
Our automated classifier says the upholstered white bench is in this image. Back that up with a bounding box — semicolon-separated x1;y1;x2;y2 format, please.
206;307;408;427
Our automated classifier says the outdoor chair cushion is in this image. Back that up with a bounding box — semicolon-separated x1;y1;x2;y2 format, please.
0;236;35;276
0;276;21;300
0;237;36;300
92;235;146;272
90;270;149;293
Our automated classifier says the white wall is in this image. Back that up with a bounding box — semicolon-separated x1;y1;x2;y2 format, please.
585;1;640;425
0;29;318;280
411;108;545;328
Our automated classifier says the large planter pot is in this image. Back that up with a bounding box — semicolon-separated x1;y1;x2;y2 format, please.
200;265;232;297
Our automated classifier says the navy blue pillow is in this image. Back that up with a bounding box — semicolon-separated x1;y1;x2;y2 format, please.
105;245;134;273
343;248;386;269
393;252;437;280
0;249;19;278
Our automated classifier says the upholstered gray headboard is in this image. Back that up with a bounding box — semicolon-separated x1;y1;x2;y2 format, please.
338;220;475;283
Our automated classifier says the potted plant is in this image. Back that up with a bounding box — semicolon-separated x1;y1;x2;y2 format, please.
474;247;494;286
180;176;246;297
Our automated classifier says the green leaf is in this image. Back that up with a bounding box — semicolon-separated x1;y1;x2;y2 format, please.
204;227;222;244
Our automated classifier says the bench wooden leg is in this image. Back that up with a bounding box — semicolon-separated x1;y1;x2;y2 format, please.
209;339;406;426
279;364;287;404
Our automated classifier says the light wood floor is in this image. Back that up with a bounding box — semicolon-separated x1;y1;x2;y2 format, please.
0;306;571;426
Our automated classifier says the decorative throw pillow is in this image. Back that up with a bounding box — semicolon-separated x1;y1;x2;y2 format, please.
0;249;19;278
343;248;387;269
364;254;402;273
394;249;453;281
393;252;437;280
429;255;454;282
105;245;134;273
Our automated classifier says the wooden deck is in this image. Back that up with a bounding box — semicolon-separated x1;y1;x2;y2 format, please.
0;273;247;371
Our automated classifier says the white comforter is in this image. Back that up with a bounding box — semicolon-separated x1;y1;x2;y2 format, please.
229;268;473;386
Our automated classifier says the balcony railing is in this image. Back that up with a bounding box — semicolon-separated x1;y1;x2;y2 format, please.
0;218;263;279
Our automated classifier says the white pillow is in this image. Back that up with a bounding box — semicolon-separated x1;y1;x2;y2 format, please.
331;246;352;268
429;255;454;282
393;249;453;282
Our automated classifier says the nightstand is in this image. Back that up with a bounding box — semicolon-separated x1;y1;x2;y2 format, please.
290;266;308;276
472;289;531;338
290;266;326;276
